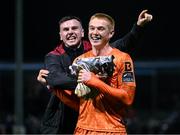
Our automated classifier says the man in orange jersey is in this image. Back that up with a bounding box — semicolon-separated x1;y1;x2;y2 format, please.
54;13;136;135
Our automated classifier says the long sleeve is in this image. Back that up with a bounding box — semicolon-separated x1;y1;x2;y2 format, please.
45;54;77;90
85;75;135;106
53;89;79;111
111;23;144;53
84;51;136;106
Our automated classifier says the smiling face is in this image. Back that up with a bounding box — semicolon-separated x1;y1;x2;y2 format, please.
88;14;114;49
59;19;84;47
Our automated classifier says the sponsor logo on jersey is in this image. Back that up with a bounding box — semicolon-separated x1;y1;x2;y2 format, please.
122;72;134;82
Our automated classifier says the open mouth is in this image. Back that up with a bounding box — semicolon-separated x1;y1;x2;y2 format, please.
67;34;77;41
90;35;101;41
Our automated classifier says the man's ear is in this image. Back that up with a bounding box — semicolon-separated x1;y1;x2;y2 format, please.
59;32;62;40
109;30;114;38
111;30;114;35
81;29;85;37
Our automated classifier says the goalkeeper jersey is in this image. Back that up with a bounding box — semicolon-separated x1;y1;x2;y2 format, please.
55;48;136;134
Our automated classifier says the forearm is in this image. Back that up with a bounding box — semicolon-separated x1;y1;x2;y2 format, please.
130;23;145;40
46;73;77;90
85;74;135;106
45;54;77;90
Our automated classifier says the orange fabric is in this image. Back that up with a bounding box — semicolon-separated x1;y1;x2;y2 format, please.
53;89;79;112
73;48;136;134
74;127;127;135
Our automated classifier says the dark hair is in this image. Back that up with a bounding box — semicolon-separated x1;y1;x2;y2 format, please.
58;16;83;27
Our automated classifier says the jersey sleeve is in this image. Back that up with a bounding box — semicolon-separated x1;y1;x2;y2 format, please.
53;89;79;111
85;54;136;106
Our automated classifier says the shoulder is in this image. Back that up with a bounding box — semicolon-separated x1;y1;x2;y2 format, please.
82;40;92;51
47;43;65;56
111;49;134;72
111;48;133;68
111;48;131;60
44;44;65;62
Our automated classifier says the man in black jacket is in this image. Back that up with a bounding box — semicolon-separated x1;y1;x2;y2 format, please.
37;10;152;134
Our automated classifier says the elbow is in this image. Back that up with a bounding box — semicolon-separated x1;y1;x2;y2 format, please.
46;78;56;88
46;74;59;88
125;99;134;106
122;95;135;106
123;87;136;106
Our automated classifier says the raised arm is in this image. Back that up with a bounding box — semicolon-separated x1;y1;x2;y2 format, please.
111;9;153;53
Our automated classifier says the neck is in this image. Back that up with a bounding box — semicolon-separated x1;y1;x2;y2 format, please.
92;44;112;56
64;41;82;49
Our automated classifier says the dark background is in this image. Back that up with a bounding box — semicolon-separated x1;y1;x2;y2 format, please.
2;0;180;62
0;0;180;134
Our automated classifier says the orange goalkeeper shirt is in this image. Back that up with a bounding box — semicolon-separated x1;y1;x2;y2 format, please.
55;48;136;134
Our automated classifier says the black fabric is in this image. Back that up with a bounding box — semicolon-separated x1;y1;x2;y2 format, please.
111;23;144;53
40;94;64;134
45;54;78;90
40;41;91;134
45;41;91;90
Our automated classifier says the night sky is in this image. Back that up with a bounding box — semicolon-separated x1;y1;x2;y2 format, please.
2;0;180;63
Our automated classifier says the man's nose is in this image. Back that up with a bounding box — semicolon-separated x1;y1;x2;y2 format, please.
68;28;74;33
92;29;99;34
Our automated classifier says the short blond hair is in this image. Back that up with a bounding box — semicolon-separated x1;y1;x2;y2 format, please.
90;13;115;31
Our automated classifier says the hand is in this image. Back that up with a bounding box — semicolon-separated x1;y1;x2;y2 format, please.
76;70;99;98
37;69;49;85
137;9;153;27
77;69;92;83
